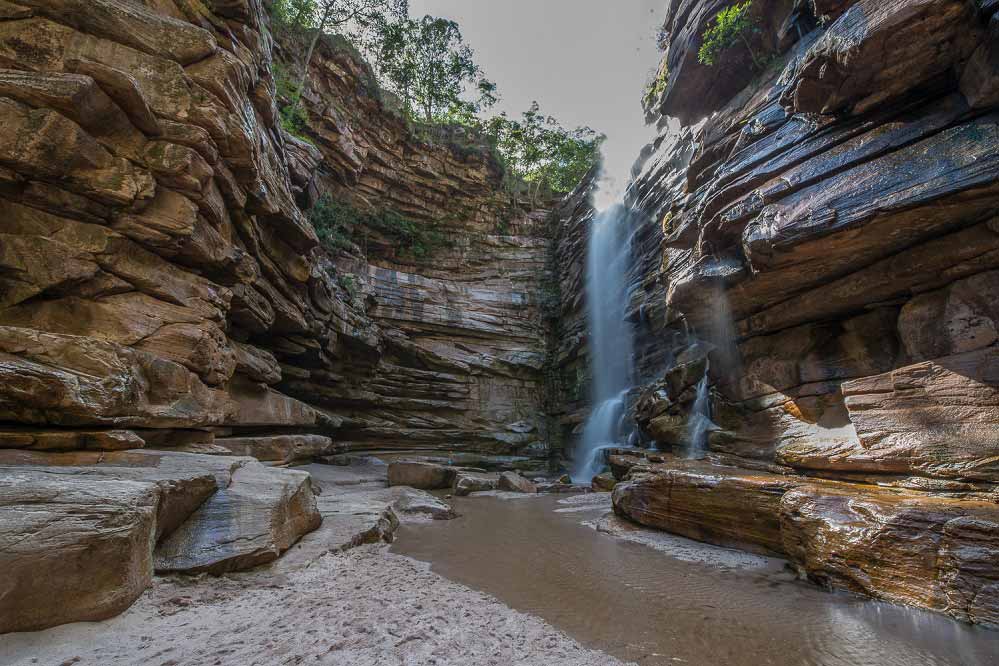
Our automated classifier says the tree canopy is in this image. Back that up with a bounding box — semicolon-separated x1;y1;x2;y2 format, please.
486;102;605;199
267;1;603;205
369;15;497;124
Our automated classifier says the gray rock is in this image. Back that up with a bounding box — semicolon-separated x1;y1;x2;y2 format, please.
498;471;537;494
387;460;456;490
0;471;158;634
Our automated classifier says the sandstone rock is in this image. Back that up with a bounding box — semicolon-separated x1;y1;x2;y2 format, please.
498;471;537;493
591;472;618;492
608;454;643;480
211;434;334;464
390;486;457;521
780;484;999;625
387;460;456;490
0;428;143;451
777;349;999;483
783;0;979;116
612;460;796;556
155;461;321;574
0;449;221;541
453;472;499;497
0;326;228;428
0;471;158;633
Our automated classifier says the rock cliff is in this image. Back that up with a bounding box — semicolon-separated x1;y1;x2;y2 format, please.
555;0;999;625
0;0;554;632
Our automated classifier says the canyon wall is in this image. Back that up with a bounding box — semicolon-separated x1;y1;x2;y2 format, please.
0;0;555;462
0;0;554;632
567;0;999;625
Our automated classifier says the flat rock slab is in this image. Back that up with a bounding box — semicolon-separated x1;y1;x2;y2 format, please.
272;465;455;573
0;470;158;634
0;449;220;539
210;434;334;464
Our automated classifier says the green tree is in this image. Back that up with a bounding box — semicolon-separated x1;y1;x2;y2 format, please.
270;0;408;119
486;102;604;202
371;15;496;123
697;1;761;68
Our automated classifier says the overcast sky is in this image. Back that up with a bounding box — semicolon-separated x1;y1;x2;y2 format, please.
407;0;665;205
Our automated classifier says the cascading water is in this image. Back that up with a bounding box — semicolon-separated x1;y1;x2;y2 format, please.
571;204;635;482
686;369;712;459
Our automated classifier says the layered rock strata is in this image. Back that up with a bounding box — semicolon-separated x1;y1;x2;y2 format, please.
553;0;999;624
0;0;554;632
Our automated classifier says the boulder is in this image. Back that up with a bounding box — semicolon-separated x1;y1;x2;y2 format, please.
390;486;457;521
497;471;537;494
0;471;159;634
612;460;797;556
154;461;321;574
452;472;498;497
387;460;456;490
591;472;618;492
0;449;222;542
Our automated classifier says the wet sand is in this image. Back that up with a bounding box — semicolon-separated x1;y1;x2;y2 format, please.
0;544;631;666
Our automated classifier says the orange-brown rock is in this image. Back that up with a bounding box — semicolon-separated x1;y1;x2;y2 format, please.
780;484;999;625
612;460;796;556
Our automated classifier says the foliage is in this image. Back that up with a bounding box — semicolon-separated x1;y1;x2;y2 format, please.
273;61;309;138
642;64;669;110
697;1;760;68
269;0;408;43
308;195;450;258
269;1;602;200
367;15;496;123
484;102;604;200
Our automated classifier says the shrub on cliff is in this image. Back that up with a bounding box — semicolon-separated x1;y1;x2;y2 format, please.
309;196;449;258
698;1;762;69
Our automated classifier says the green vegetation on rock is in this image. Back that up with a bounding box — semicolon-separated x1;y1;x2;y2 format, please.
697;1;762;69
309;195;449;258
485;102;604;202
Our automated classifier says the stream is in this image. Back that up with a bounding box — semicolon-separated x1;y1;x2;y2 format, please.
392;493;999;666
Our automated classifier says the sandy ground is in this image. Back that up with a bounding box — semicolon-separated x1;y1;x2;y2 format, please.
1;470;632;666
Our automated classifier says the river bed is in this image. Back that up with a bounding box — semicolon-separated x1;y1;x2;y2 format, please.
391;493;999;666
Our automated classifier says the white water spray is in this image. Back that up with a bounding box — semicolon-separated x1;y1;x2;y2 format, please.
571;205;635;482
686;371;713;459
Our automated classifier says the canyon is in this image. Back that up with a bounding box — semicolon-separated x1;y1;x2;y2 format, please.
0;0;998;656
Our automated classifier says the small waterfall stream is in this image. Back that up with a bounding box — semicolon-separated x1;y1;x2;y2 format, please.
686;369;712;459
571;204;635;482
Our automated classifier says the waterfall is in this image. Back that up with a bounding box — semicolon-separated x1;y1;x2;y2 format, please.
571;205;635;483
686;371;712;459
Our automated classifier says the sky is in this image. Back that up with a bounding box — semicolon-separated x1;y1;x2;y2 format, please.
407;0;666;207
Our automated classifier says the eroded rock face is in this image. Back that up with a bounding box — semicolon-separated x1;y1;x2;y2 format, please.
558;0;999;624
0;0;558;631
